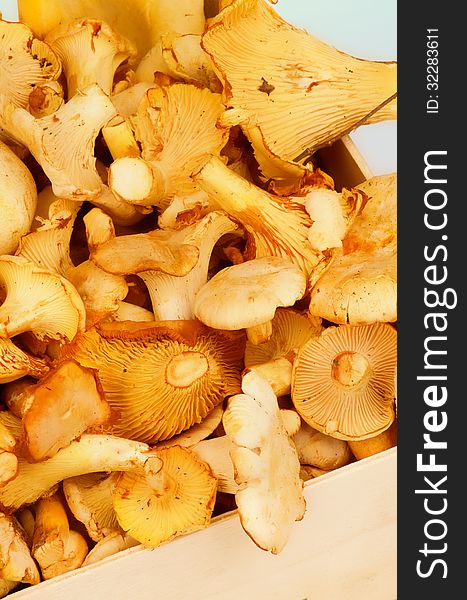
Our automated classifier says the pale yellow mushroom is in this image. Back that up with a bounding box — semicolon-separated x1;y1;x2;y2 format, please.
16;193;80;277
32;492;88;580
63;472;122;542
244;308;323;396
19;360;112;461
0;434;154;512
190;435;238;495
193;156;332;281
308;173;397;325
45;18;137;98
292;323;397;440
0;512;40;585
0;140;37;256
292;421;352;471
223;370;306;554
0;19;61;111
82;532;138;566
111;84;229;210
193;257;306;345
202;0;396;186
133;212;242;321
112;446;217;548
0;256;86;343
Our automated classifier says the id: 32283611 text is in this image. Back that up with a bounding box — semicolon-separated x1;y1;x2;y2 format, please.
426;29;439;115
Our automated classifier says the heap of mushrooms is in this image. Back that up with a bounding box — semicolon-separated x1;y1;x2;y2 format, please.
0;0;397;592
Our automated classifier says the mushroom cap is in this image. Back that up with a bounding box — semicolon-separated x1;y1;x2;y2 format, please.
308;173;397;325
244;308;322;367
132;83;229;209
158;405;224;449
45;18;137;98
202;0;396;182
21;359;112;461
90;228;200;277
223;370;306;554
112;446;217;547
16;196;80;277
0;255;86;342
0;140;37;256
193;257;306;331
63;472;122;541
292;323;397;440
0;513;40;584
62;323;244;443
0;19;61;109
1;83;117;201
0;338;49;384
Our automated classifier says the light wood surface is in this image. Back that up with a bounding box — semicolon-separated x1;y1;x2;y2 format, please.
11;449;396;600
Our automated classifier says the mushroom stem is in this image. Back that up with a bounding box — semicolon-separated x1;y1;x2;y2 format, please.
348;422;397;460
14;509;35;547
191;436;238;494
246;321;273;346
244;357;292;397
0;579;18;598
109;157;165;206
194;157;321;277
0;434;151;512
102;116;141;160
32;493;88;580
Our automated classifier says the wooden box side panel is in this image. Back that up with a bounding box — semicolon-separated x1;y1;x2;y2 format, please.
11;449;396;600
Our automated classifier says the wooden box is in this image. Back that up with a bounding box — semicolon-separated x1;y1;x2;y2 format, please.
9;136;397;600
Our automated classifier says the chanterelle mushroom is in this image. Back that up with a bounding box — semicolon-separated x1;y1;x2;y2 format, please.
0;513;40;586
63;472;122;542
31;492;88;580
0;19;61;110
19;360;112;461
0;256;85;343
0;338;49;385
0;141;37;256
0;434;154;512
0;83;114;199
308;173;397;324
202;0;396;184
45;18;137;98
223;370;306;554
110;84;229;210
193;257;307;345
61;322;244;443
193;156;331;280
112;446;217;547
292;323;397;440
18;0;205;62
111;211;242;321
244;308;323;396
